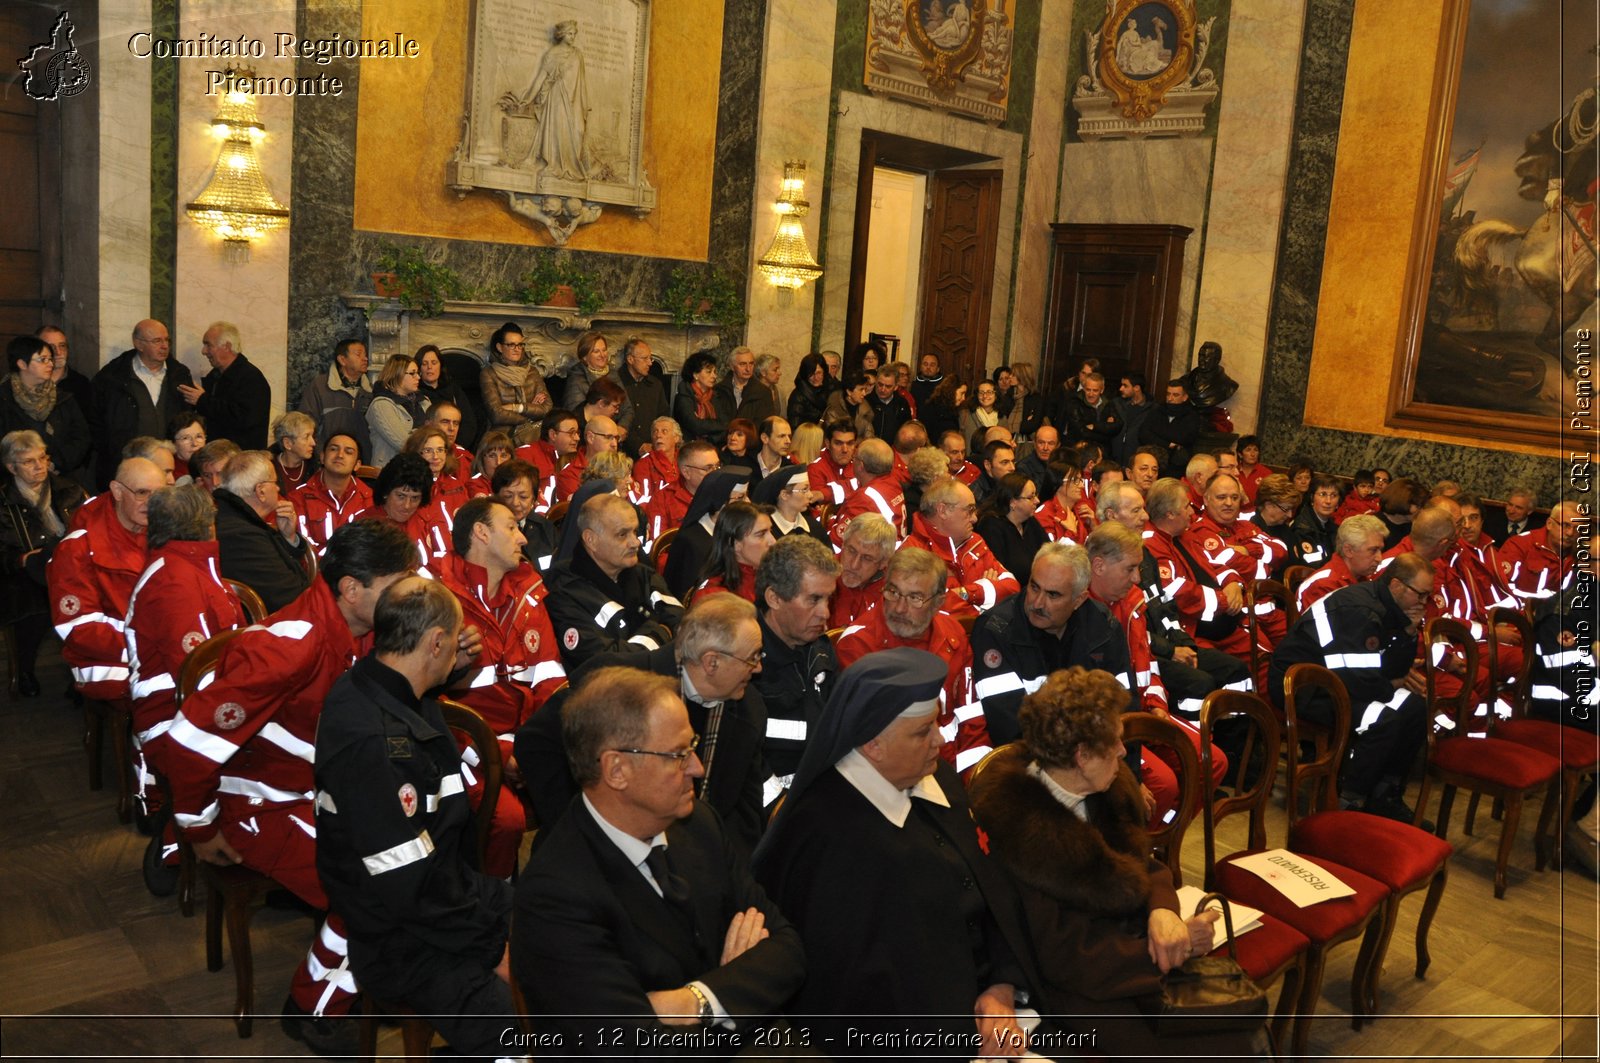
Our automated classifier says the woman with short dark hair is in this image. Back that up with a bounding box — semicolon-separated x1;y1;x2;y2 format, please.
1;335;91;487
672;351;725;444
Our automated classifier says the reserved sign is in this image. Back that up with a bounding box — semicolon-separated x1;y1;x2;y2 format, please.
1231;849;1356;907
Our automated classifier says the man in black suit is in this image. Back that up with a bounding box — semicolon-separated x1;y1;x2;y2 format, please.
91;318;194;488
1138;379;1205;477
178;321;272;448
1485;486;1546;545
512;666;804;1055
516;591;770;857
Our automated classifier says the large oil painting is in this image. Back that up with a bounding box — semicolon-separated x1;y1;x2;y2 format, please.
1388;0;1596;447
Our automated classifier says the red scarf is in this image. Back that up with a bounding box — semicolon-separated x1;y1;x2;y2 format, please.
692;380;717;420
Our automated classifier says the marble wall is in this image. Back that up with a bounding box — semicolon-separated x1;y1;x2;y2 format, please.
743;0;838;359
285;0;767;400
94;1;156;366
1189;0;1307;434
171;0;297;415
1258;0;1562;497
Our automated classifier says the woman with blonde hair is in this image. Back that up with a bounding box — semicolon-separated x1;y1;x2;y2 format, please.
367;355;429;466
789;421;823;467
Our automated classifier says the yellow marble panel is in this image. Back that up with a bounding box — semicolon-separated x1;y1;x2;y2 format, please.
353;0;722;259
1305;0;1550;455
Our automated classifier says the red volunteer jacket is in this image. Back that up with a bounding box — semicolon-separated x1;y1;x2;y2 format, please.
126;539;247;740
828;474;905;545
900;512;1019;619
48;493;146;700
808;454;859;507
834;604;990;774
291;472;373;553
1499;527;1574;604
438;554;566;737
164;578;359;843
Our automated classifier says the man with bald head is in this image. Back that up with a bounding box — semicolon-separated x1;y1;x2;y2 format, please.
1500;500;1583;604
553;414;622;503
178;321;271;448
828;437;906;543
91;319;195;488
49;456;164;704
1017;423;1061;496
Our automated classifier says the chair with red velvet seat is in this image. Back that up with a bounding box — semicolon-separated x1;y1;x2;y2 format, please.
1122;711;1200;887
1282;663;1453;1019
1201;690;1390;1057
1478;606;1598;870
1413;618;1560;898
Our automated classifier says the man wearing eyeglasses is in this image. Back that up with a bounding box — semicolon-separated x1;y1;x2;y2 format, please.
643;439;718;546
90;319;194;489
552;414;622;504
835;548;990;776
514;665;803;1051
212;449;313;613
901;475;1018;620
1269;553;1435;822
47;456;165;703
37;325;94;419
514;408;581;513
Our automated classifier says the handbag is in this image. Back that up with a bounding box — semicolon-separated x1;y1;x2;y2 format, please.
1139;892;1268;1036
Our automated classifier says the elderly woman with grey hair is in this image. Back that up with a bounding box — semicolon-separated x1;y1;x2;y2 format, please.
270;410;318;493
0;428;87;694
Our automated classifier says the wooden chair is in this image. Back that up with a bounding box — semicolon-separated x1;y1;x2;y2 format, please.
1483;607;1600;870
1413;618;1559;898
83;696;135;824
648;526;679;572
1121;711;1200;887
1247;578;1294;689
545;500;570;529
223;579;269;624
1201;690;1388;1056
174;628;292;1038
1282;564;1313;601
356;698;505;1061
1282;663;1452;1020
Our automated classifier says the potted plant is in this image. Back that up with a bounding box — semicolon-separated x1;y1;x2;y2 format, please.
514;256;605;315
371;244;463;318
662;265;746;330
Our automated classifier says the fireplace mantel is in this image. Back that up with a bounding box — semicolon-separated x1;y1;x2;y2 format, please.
342;295;725;379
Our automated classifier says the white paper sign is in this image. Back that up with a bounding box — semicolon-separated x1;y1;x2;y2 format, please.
1176;885;1264;939
1229;848;1355;907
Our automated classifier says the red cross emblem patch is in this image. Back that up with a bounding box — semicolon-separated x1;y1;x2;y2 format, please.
57;594;80;617
523;628;541;654
563;627;580;651
213;703;246;730
181;631;204;653
398;783;418;817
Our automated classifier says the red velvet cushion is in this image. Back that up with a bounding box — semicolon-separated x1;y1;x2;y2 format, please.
1433;736;1561;788
1495;719;1600;770
1290;810;1452;891
1210;910;1309;982
1216;851;1388;943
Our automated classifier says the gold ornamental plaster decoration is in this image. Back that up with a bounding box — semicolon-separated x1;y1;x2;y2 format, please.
1073;0;1218;139
865;0;1012;123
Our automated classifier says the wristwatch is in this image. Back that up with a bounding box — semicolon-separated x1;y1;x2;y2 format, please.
685;982;713;1024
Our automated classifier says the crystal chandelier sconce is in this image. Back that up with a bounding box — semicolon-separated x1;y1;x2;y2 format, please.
756;161;823;306
185;68;289;264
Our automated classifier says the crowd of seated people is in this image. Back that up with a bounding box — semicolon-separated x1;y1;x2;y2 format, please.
16;318;1589;1059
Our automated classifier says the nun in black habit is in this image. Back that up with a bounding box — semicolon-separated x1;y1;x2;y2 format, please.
661;466;750;599
752;648;1041;1060
751;464;830;546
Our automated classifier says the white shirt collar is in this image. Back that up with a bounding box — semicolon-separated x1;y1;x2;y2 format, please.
582;793;667;879
1027;760;1091;821
680;670;720;711
834;748;950;827
770;510;803;535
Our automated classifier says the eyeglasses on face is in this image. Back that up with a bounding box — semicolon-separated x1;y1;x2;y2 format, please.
501;341;527;351
114;482;156;500
882;584;935;607
612;733;700;767
715;647;764;670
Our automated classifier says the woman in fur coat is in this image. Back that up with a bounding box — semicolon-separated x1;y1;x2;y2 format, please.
968;666;1263;1059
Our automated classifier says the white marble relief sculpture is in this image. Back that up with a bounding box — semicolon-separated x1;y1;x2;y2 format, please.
1073;0;1217;140
449;0;656;244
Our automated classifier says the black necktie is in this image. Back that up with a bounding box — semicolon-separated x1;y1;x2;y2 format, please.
645;844;690;906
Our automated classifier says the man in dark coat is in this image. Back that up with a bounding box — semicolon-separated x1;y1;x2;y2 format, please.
1268;552;1434;819
546;485;683;669
91;319;194;488
1137;379;1205;477
297;338;374;462
865;370;912;443
213;450;312;612
754;649;1038;1060
751;535;840;806
512;666;804;1056
618;337;670;458
178;321;271;448
517;591;770;858
314;577;515;1060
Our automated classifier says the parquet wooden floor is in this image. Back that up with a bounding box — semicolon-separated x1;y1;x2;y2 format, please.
1;644;1595;1060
